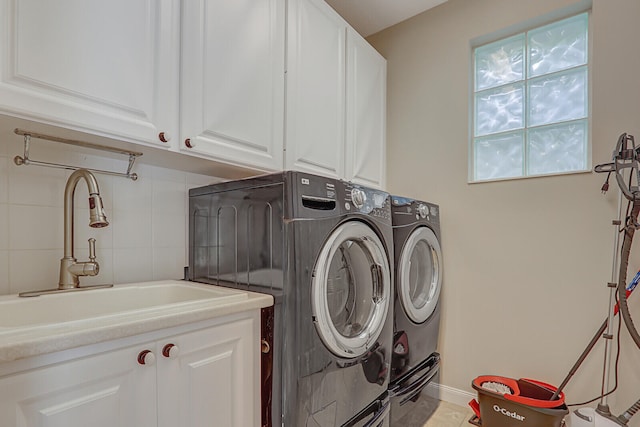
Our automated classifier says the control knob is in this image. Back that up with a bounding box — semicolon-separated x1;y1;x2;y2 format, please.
417;203;429;219
351;188;367;209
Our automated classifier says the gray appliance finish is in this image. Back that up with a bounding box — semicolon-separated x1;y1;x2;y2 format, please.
188;171;394;427
388;196;443;425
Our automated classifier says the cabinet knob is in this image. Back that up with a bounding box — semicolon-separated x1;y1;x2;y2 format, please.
162;343;180;359
158;132;171;143
261;339;270;354
184;138;195;148
137;350;156;366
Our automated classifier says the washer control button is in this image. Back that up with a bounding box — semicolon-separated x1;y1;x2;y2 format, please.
418;204;429;219
351;188;366;209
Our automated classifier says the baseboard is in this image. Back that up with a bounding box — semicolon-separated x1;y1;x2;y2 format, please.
423;382;476;408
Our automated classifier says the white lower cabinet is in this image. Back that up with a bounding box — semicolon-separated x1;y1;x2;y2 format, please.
157;317;258;427
0;343;157;427
0;314;260;427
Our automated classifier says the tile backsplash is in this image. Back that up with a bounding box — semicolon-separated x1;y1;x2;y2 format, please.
0;139;222;295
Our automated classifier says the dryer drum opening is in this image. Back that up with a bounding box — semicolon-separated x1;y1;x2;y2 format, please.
312;221;391;359
398;226;442;324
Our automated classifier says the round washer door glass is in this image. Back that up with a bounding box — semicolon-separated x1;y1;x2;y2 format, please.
399;226;442;324
312;221;391;359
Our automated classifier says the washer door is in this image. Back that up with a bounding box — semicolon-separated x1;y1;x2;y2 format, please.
398;226;442;324
312;221;391;359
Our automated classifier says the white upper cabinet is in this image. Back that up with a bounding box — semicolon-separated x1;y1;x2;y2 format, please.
286;0;346;179
0;0;385;182
286;0;387;188
180;0;286;171
345;28;387;189
0;0;179;148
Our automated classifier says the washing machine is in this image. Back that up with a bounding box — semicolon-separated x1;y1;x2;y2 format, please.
188;171;393;427
388;196;443;425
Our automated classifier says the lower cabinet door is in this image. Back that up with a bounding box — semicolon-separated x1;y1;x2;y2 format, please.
0;344;157;427
157;317;259;427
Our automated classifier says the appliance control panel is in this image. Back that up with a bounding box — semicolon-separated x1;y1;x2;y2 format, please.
344;183;391;221
392;196;439;226
294;172;391;222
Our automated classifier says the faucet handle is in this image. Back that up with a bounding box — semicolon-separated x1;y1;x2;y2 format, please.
88;238;97;262
68;239;100;278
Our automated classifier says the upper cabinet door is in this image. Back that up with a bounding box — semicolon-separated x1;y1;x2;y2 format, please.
345;29;387;189
286;0;346;179
0;0;179;148
180;0;285;172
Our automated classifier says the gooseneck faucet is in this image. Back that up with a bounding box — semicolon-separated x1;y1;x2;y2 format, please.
19;168;114;297
59;169;109;289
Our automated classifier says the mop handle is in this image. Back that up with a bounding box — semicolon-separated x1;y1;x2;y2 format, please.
549;271;640;402
549;320;607;402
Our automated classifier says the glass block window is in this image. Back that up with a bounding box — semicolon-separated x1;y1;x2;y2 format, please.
471;13;589;182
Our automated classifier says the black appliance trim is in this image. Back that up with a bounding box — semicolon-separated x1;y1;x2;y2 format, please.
261;306;274;427
341;394;390;427
390;353;440;405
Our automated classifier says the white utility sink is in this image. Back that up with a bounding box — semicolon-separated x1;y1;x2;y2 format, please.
0;280;273;363
0;281;247;328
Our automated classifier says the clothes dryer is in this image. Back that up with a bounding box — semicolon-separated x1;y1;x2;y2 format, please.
388;196;443;425
188;171;393;427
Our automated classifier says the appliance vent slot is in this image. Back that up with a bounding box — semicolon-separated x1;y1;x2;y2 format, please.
301;196;336;211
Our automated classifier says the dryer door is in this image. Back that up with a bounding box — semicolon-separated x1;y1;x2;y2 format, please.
398;226;442;324
312;221;391;359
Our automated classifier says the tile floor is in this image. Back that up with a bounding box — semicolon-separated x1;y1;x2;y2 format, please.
393;396;475;427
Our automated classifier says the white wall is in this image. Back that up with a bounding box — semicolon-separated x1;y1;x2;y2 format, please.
369;0;640;420
0;136;221;295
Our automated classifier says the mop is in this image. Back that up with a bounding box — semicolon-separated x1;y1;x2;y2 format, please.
480;382;513;395
560;133;640;426
468;133;640;427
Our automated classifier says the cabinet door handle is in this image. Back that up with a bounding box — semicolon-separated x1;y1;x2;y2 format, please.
158;132;171;143
162;343;180;359
184;138;194;148
137;350;156;366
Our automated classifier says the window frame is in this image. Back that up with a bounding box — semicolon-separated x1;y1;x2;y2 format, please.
469;11;592;183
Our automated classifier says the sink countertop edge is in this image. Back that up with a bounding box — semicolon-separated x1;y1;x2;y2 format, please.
0;280;274;363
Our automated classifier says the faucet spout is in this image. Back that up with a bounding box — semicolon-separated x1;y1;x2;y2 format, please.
59;169;109;289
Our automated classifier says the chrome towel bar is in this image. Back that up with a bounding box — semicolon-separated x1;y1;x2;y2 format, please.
12;128;142;180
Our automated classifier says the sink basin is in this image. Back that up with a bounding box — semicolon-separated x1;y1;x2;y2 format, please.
0;280;272;363
0;281;247;328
